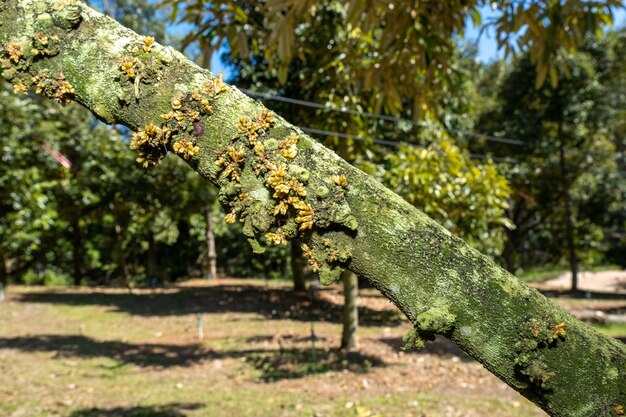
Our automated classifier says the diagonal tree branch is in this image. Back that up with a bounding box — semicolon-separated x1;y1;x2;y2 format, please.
0;2;625;416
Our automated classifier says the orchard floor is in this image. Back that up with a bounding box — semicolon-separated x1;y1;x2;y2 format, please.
1;279;624;417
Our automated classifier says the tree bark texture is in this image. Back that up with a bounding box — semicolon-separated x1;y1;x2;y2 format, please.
1;3;625;416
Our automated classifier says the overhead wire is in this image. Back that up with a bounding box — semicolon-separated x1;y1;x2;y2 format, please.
239;88;626;171
239;88;526;146
239;87;520;163
297;126;518;163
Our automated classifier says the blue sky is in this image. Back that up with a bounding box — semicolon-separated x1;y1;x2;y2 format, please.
465;4;626;63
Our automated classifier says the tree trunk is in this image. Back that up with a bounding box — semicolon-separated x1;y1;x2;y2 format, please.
558;128;578;293
503;228;517;274
341;270;358;350
206;204;218;279
147;233;157;287
0;254;7;303
70;215;82;286
290;240;306;291
2;4;625;415
114;222;129;287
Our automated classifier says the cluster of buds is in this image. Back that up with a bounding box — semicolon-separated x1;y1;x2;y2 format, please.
279;134;299;159
238;108;274;145
30;33;61;57
130;123;171;167
4;42;23;63
215;145;246;182
265;162;313;231
172;138;199;160
301;244;319;272
332;174;348;188
23;72;75;105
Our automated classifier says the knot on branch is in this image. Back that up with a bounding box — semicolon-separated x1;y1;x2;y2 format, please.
403;306;456;350
51;1;82;30
514;316;567;390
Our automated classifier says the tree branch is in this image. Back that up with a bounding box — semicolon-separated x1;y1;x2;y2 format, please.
1;2;625;416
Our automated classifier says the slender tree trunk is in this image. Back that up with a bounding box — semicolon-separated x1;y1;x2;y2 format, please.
341;270;358;349
558;126;578;293
290;240;306;291
147;233;157;287
3;5;625;415
71;215;82;286
503;229;517;274
0;254;7;286
0;254;7;303
114;222;129;286
206;204;218;279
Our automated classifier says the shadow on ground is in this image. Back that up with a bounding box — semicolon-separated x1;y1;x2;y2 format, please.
16;285;405;326
0;334;385;379
246;347;384;381
378;335;473;362
69;403;204;417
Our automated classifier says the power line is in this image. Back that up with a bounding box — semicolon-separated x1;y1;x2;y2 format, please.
239;87;623;167
297;126;519;164
239;88;526;146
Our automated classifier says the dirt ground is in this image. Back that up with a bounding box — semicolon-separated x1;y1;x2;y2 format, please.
2;277;624;417
534;269;626;293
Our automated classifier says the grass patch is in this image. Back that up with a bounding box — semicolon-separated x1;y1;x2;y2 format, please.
516;264;623;283
590;322;626;338
516;265;568;283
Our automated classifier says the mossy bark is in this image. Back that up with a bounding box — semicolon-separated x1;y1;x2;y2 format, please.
1;2;625;416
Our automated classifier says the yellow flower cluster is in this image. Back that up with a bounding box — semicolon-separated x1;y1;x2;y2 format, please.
200;73;226;99
301;244;319;272
118;55;139;79
50;75;75;105
265;229;287;246
551;322;566;340
131;123;169;149
215;145;246;182
332;174;348;188
13;82;27;94
238;108;274;145
5;42;23;63
279;134;299;159
131;123;172;167
264;162;313;230
142;36;155;52
26;72;76;105
172;138;199;160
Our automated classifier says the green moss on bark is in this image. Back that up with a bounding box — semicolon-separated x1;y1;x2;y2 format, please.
2;2;626;416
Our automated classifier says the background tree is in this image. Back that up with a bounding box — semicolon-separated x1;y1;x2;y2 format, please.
2;3;625;414
476;42;625;289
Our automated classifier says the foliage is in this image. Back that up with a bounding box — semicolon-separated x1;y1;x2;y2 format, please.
167;0;622;115
476;37;626;271
179;1;513;257
377;141;512;257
